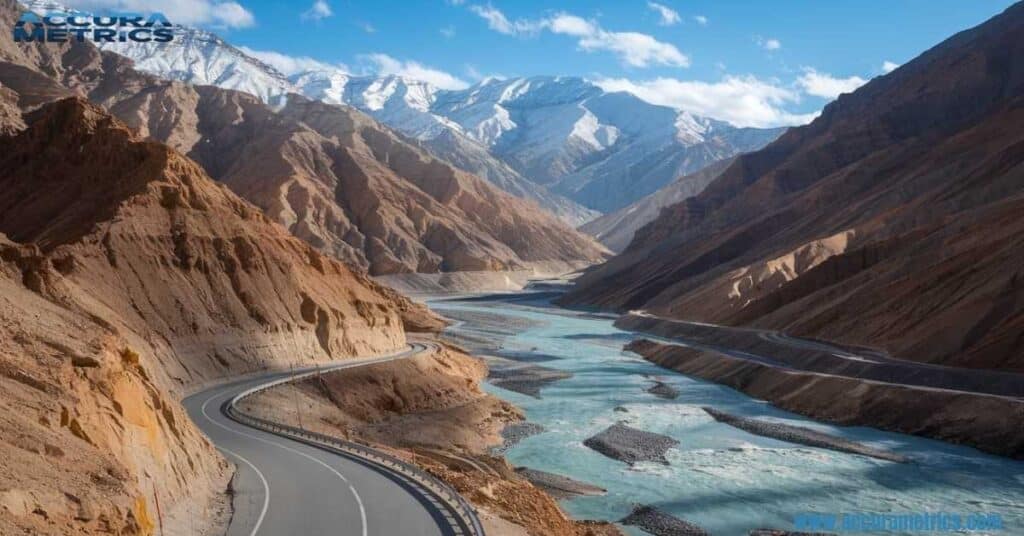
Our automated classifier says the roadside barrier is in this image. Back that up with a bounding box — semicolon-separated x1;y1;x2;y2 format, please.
223;344;486;536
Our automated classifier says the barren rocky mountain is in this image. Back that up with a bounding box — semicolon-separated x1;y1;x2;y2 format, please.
581;157;734;252
56;11;597;226
562;1;1024;372
73;4;783;218
0;0;607;277
0;96;428;534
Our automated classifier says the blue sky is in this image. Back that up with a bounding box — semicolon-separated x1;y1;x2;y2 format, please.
67;0;1016;126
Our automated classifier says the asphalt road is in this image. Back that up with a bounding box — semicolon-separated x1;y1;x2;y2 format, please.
183;344;453;536
627;310;1024;398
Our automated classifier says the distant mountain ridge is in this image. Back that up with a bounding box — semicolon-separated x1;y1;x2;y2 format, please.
58;8;784;218
3;0;608;277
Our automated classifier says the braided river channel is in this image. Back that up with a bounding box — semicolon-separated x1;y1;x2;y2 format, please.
429;291;1024;536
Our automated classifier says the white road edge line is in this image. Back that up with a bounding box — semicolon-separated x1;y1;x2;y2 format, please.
201;393;371;536
194;347;430;536
216;446;269;536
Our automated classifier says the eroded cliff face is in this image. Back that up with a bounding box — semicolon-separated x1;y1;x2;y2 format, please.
0;236;230;536
562;2;1024;371
0;98;413;534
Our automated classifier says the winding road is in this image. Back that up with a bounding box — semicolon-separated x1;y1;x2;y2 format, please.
183;343;459;536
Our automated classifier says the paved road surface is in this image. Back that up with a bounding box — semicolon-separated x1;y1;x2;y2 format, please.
626;310;1024;398
183;344;453;536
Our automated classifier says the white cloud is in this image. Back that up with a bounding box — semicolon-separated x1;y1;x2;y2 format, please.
64;0;255;28
468;4;543;35
301;0;332;21
440;25;456;38
594;75;818;128
796;68;867;99
756;36;781;51
239;46;343;75
882;60;900;73
469;6;688;68
362;53;470;90
693;15;708;26
359;22;376;33
647;2;680;26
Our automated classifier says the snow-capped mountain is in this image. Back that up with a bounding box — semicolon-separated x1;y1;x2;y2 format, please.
292;71;463;140
19;1;293;104
68;10;783;217
99;28;292;105
432;77;784;212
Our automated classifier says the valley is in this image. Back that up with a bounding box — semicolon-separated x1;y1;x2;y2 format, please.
1;0;1023;535
430;290;1024;536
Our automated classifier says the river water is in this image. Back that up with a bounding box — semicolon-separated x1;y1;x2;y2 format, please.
429;292;1024;536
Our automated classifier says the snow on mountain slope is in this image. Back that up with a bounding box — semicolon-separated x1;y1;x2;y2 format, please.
99;28;293;105
76;12;782;216
19;0;293;103
293;72;462;140
433;77;785;212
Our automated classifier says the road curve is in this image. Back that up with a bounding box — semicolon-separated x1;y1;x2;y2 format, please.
183;343;456;536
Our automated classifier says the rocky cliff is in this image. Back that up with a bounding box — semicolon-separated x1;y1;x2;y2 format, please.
562;2;1024;372
0;97;416;535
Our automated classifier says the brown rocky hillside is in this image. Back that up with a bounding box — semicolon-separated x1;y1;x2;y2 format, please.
0;97;422;535
0;0;607;276
562;2;1024;371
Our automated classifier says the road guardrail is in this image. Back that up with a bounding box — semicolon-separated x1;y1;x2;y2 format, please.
223;344;486;536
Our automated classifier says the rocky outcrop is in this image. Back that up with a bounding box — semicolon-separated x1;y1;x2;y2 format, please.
0;97;414;535
563;3;1024;372
0;235;229;536
0;98;409;365
646;380;680;400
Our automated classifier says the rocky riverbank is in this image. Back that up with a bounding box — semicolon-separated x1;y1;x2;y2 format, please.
627;339;1024;458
